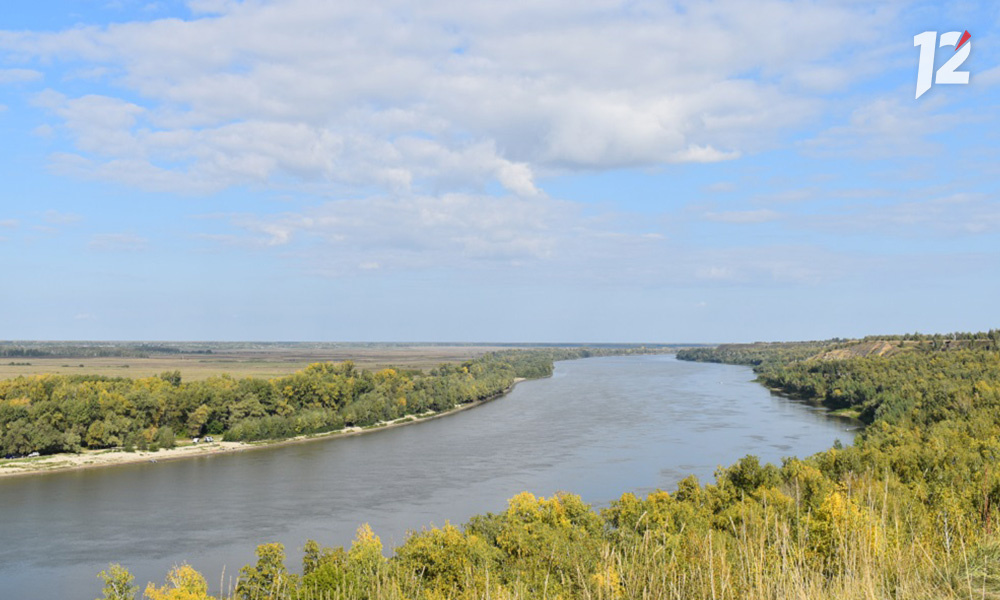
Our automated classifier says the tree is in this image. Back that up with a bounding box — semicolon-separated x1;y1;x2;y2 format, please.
187;404;211;438
346;523;387;596
97;563;136;600
144;564;214;600
396;523;498;595
236;543;294;600
159;371;182;387
300;540;350;595
156;426;175;450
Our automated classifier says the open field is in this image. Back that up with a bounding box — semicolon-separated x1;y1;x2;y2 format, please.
0;343;524;381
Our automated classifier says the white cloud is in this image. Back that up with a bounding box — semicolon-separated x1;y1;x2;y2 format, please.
204;191;850;291
43;209;82;225
670;145;741;164
220;193;569;272
704;209;781;224
0;0;902;196
496;161;539;197
186;0;239;15
817;193;1000;237
0;68;42;83
789;66;852;94
0;219;18;228
697;266;737;281
804;98;970;159
978;64;1000;87
53;94;146;156
690;246;842;285
49;152;223;194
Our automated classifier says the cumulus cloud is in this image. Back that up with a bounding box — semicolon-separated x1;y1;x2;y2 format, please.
0;0;900;196
45;93;147;156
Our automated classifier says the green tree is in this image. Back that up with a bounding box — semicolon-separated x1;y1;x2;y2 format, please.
300;540;350;596
97;563;136;600
236;543;294;600
345;524;387;598
156;426;175;450
186;404;211;438
159;371;182;387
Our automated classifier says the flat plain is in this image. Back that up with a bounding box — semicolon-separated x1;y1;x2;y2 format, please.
0;343;520;381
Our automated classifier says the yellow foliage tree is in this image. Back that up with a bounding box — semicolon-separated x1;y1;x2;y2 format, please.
144;564;214;600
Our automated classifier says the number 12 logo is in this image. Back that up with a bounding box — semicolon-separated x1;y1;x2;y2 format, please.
914;30;971;99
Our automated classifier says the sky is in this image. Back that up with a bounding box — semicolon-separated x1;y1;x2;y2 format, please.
0;0;997;343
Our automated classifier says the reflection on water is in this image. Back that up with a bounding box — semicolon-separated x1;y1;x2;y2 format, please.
0;355;853;599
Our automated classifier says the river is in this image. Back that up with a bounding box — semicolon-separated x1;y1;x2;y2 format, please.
0;355;854;599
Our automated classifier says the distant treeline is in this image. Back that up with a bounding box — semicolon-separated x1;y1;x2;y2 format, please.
101;333;1000;600
0;348;646;456
675;340;839;370
862;329;1000;343
0;339;686;359
0;344;214;359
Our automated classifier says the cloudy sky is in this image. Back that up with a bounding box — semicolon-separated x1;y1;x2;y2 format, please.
0;0;997;343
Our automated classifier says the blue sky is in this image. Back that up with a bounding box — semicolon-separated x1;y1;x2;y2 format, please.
0;0;998;343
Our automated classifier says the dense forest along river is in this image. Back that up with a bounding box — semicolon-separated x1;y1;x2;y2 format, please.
0;355;855;599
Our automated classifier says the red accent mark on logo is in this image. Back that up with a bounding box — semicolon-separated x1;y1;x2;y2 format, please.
956;30;971;51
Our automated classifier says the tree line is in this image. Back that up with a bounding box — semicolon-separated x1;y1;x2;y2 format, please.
0;348;644;457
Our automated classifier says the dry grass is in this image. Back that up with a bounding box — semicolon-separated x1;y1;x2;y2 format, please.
0;345;514;381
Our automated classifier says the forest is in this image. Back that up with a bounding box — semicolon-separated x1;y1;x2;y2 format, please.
0;348;634;457
92;333;1000;599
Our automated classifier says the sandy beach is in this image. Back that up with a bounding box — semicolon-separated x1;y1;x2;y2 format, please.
0;378;526;478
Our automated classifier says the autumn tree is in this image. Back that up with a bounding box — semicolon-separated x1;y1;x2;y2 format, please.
143;564;214;600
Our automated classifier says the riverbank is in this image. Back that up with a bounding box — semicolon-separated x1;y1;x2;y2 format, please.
761;383;867;426
0;377;527;478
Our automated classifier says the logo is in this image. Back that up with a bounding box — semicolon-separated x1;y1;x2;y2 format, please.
914;30;971;99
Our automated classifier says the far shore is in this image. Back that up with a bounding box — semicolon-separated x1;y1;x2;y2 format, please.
0;378;527;479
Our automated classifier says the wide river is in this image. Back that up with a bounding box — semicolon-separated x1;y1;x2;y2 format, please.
0;355;854;599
